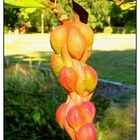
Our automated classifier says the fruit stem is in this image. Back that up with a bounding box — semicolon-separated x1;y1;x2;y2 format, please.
53;2;68;22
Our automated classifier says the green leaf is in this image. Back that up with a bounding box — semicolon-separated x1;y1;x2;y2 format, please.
32;112;41;122
4;0;45;8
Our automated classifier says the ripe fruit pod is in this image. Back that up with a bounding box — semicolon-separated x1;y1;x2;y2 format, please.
84;65;98;92
66;105;85;131
66;24;86;60
72;20;94;48
50;25;67;54
66;101;96;131
50;54;64;77
76;123;97;140
58;66;78;92
80;101;96;123
56;103;68;129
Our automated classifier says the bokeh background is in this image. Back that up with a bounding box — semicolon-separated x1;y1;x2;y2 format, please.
4;0;136;140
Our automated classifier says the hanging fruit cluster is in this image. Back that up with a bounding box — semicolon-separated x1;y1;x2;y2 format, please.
50;17;98;140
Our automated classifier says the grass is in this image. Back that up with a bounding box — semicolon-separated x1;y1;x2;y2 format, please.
87;49;136;84
5;49;136;84
95;89;136;140
96;102;136;140
4;34;136;84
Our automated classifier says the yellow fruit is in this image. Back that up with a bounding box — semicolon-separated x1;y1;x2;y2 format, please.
72;20;94;48
50;54;64;77
50;25;67;54
67;24;86;60
84;65;98;92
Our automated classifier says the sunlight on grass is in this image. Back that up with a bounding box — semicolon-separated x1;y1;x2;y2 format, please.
94;34;136;51
4;34;136;56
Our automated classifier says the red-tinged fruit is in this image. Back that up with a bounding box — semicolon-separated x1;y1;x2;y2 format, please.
50;54;64;77
66;102;95;132
84;65;98;92
80;101;96;122
76;123;97;140
64;119;77;140
50;25;67;54
56;103;68;129
58;66;78;92
66;105;85;131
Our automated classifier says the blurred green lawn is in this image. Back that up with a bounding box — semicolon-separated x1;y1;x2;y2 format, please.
4;33;136;84
88;49;136;84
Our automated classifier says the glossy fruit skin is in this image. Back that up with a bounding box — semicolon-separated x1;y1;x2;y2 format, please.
84;65;98;92
76;123;97;140
50;54;64;77
67;25;86;60
50;18;98;140
72;20;94;48
66;101;96;132
56;103;68;129
58;66;78;92
66;105;85;131
50;25;67;54
80;101;96;123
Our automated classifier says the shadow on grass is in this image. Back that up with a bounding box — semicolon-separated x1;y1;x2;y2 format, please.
5;49;136;84
4;51;53;68
88;49;136;84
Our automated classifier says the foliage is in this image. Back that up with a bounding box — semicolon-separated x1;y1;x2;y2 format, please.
4;66;110;139
4;0;45;8
4;26;9;34
111;2;136;26
4;0;136;33
4;65;136;139
92;95;112;122
4;8;20;32
5;66;70;139
96;102;135;140
123;18;136;33
72;0;112;31
88;0;112;31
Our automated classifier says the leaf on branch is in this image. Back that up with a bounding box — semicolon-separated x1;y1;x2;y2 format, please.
72;0;88;24
4;0;45;8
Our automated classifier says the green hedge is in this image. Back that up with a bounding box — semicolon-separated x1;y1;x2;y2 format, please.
4;65;135;139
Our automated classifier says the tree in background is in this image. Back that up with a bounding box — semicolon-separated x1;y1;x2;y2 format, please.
111;0;136;33
4;8;20;32
4;0;136;33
